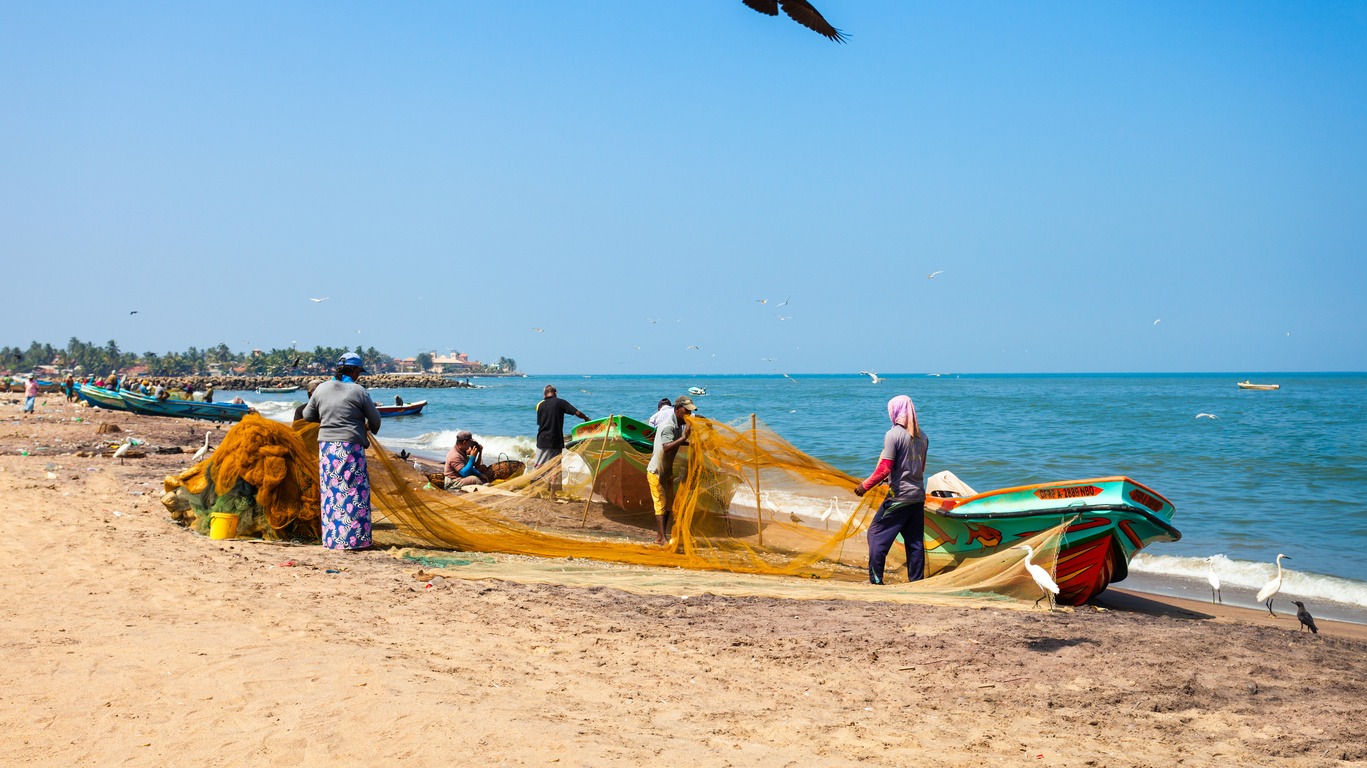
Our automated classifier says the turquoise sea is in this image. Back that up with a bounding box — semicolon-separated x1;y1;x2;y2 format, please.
232;372;1367;620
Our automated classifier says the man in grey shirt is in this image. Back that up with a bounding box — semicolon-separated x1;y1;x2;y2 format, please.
647;395;697;545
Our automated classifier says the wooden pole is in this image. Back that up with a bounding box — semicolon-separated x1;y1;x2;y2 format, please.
752;413;763;548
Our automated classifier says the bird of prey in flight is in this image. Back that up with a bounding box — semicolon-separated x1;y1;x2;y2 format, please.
743;0;845;42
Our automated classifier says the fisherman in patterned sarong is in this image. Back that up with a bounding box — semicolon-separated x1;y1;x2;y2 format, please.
302;353;383;550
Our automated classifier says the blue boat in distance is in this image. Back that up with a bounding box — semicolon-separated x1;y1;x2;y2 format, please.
117;389;250;423
75;384;133;412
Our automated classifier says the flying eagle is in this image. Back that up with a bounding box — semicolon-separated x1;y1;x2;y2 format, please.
743;0;846;42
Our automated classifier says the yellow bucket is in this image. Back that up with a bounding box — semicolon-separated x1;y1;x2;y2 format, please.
209;512;240;540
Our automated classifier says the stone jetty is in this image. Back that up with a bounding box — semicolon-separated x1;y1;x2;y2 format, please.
155;374;476;391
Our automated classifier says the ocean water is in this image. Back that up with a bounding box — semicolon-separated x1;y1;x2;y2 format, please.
234;373;1367;616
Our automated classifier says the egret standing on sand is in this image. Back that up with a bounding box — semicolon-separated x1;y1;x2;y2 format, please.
1256;553;1290;616
1292;601;1318;634
1014;544;1060;610
112;438;138;465
192;432;213;462
1207;558;1222;604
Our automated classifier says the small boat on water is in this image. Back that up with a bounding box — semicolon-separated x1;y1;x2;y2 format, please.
376;400;427;417
923;472;1181;605
118;389;250;422
1238;381;1280;390
257;385;300;394
688;386;706;396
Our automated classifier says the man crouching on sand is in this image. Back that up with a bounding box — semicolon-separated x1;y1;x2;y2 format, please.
647;396;697;546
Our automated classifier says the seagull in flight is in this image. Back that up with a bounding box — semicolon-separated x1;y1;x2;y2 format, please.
129;310;139;315
1153;319;1162;326
309;297;330;303
742;0;846;43
532;327;544;333
927;271;943;280
645;318;659;324
859;370;883;384
686;345;700;350
1196;413;1219;419
777;297;790;306
755;298;768;304
776;314;791;321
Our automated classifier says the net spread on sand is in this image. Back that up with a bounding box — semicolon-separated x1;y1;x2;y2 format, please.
163;414;1065;607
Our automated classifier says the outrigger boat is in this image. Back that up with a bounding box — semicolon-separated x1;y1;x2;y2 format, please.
117;389;251;422
1237;381;1280;390
257;384;300;394
922;472;1181;605
376;400;427;417
74;383;133;412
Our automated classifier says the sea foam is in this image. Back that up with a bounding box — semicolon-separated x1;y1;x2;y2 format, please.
1130;553;1367;609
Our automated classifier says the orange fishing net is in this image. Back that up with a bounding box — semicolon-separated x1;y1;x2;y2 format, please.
163;413;1065;607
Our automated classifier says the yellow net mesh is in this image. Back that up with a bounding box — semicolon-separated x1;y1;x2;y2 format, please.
165;414;1065;607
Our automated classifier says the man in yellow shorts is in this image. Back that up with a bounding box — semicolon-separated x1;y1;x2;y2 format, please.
646;395;697;545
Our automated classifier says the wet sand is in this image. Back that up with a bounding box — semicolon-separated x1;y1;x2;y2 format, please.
2;397;1364;766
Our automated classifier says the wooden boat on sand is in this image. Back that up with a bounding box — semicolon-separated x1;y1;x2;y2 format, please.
923;473;1181;605
75;384;132;412
376;400;427;417
1237;381;1280;390
567;415;657;512
118;389;251;422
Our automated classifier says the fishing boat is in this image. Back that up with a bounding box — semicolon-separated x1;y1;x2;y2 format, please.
74;383;132;412
257;384;300;394
566;415;657;512
376;400;427;417
117;389;251;422
922;473;1181;605
1237;381;1280;390
688;386;706;396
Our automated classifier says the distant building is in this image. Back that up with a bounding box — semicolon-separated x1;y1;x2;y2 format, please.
430;353;481;373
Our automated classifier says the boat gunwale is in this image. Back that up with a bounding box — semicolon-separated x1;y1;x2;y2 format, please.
930;502;1182;542
932;475;1175;513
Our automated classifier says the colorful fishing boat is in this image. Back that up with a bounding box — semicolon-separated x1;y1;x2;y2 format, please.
567;415;657;512
922;475;1181;605
1237;381;1280;390
74;383;133;412
257;384;300;394
376;400;427;417
117;389;250;422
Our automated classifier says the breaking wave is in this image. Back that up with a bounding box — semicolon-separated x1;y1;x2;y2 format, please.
1130;553;1367;608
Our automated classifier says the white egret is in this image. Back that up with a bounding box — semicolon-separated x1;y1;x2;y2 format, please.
1207;558;1222;604
112;438;139;465
1256;553;1290;616
1014;545;1060;610
192;432;213;462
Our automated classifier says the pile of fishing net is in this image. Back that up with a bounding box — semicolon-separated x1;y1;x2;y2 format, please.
162;414;321;541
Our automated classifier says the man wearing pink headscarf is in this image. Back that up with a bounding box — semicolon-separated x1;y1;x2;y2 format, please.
854;395;930;584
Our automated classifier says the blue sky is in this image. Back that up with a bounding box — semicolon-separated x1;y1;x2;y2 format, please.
3;1;1365;374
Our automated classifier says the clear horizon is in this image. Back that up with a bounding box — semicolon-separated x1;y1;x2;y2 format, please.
3;2;1365;374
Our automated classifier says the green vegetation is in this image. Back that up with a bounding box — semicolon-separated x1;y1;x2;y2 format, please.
2;338;518;376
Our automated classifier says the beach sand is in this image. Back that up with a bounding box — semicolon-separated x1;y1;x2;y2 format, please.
3;397;1365;766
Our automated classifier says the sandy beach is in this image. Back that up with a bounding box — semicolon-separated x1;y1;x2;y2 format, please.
3;396;1365;767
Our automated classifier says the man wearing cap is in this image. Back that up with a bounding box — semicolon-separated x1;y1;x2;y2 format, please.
444;430;491;489
646;395;697;546
302;353;383;550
